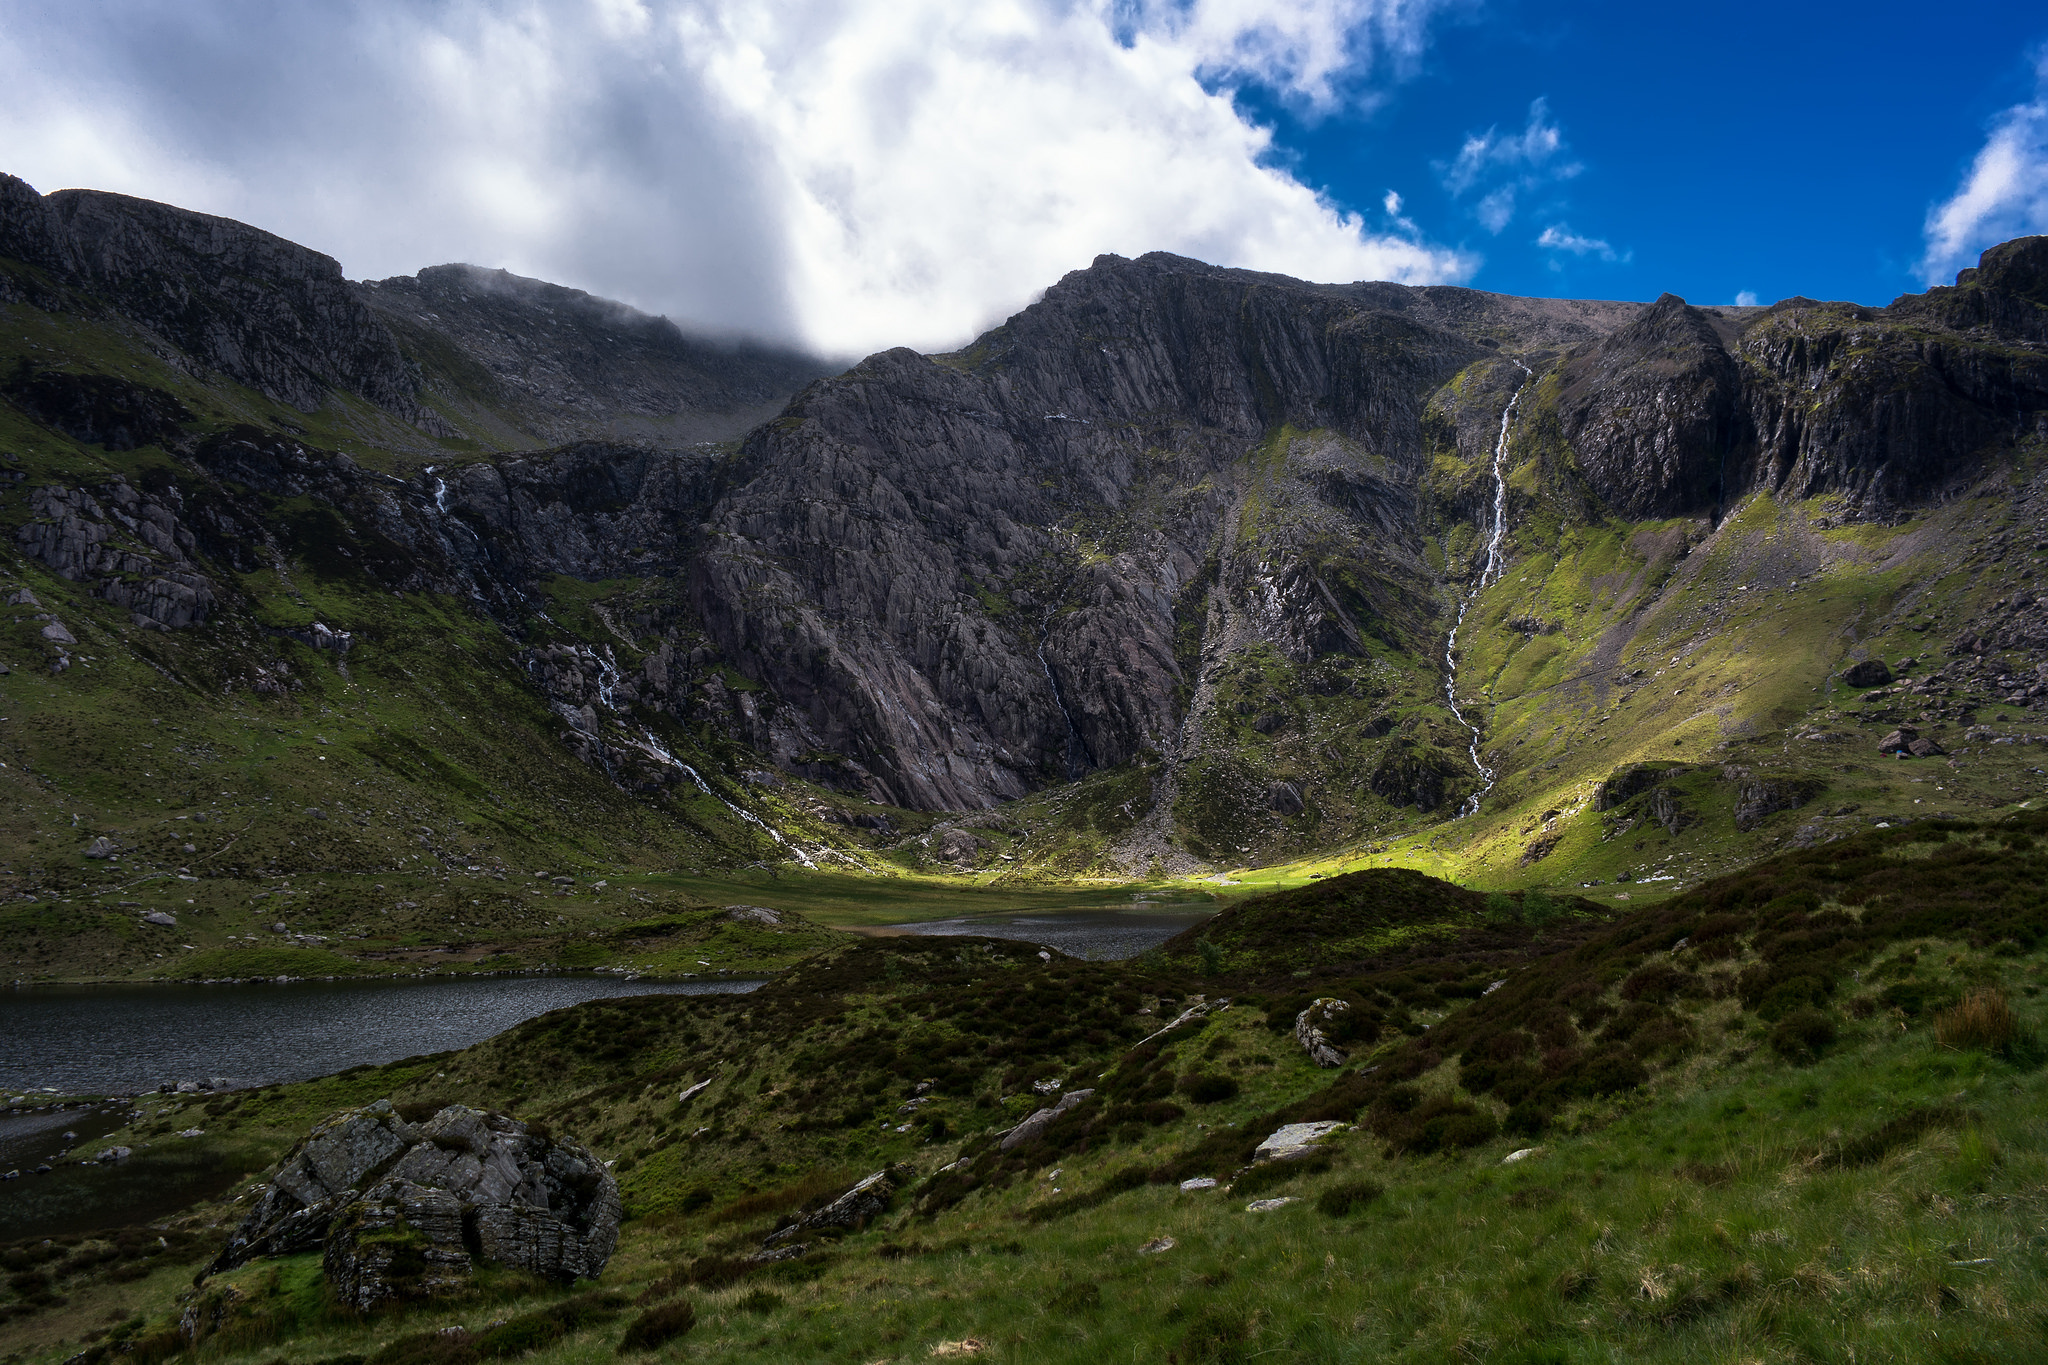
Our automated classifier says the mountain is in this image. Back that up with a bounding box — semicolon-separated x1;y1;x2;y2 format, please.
2;171;2047;958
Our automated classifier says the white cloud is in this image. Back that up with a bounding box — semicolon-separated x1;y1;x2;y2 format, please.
1734;290;1760;308
1438;97;1579;236
1535;224;1621;262
1920;52;2048;286
0;0;1474;357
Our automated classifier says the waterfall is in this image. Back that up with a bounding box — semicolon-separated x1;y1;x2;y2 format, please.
633;728;820;870
1446;364;1531;819
1038;624;1092;781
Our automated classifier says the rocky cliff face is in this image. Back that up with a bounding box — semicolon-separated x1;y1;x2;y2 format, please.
6;168;2048;876
358;264;833;447
0;174;431;422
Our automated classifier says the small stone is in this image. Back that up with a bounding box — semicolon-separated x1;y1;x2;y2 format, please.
1501;1147;1544;1164
1137;1236;1176;1254
95;1146;133;1162
722;904;782;925
1244;1197;1297;1212
1178;1177;1217;1191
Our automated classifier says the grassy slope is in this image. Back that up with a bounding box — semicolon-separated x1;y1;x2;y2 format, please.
7;816;2047;1363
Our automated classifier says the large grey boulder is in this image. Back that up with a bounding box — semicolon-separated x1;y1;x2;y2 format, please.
205;1101;618;1312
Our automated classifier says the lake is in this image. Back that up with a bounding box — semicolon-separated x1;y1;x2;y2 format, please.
0;973;763;1097
868;906;1211;960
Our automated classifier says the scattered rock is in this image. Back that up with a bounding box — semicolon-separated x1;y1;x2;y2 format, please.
1877;728;1919;755
762;1169;899;1248
1731;773;1826;831
723;904;782;925
205;1101;619;1312
1244;1197;1297;1212
999;1089;1095;1150
82;835;118;859
1253;1121;1347;1164
6;588;38;607
1841;659;1894;687
94;1146;132;1163
142;910;177;927
1294;998;1351;1068
931;828;984;864
40;620;76;645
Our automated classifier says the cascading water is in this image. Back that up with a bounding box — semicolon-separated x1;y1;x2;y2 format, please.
632;727;822;870
1038;623;1092;781
560;639;824;868
1446;364;1531;819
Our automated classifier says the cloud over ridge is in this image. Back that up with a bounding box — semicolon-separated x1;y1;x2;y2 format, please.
1921;51;2048;286
0;0;1474;356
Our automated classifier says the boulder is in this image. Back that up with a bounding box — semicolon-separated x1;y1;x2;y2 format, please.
723;904;782;925
999;1088;1095;1150
142;910;177;927
1907;737;1947;758
1841;659;1893;687
1252;1120;1346;1164
932;828;983;864
40;620;76;645
1294;998;1351;1068
205;1101;618;1313
1266;781;1305;815
82;835;118;859
1877;728;1918;755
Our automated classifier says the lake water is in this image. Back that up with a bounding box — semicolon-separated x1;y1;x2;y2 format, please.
0;974;762;1097
873;906;1212;960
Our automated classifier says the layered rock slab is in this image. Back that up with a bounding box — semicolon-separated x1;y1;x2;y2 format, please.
206;1102;618;1311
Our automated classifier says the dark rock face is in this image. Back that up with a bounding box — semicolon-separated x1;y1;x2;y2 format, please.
1729;773;1827;831
0;175;431;421
208;1102;618;1312
17;481;216;629
358;264;833;446
1560;294;1744;519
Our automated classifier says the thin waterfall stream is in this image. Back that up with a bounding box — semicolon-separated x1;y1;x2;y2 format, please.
1039;623;1092;781
1446;364;1531;819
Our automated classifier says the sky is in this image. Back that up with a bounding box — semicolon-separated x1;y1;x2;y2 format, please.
1;0;2045;358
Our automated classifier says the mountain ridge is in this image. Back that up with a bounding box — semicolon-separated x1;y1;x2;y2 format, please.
2;170;2047;927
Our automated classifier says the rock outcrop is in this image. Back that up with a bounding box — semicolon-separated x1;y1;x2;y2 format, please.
1000;1089;1096;1150
206;1102;618;1312
1294;998;1351;1068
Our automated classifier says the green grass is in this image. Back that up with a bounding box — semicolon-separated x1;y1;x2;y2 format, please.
10;827;2048;1362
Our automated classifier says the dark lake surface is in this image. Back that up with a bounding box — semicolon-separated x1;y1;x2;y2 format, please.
0;974;762;1097
876;906;1212;960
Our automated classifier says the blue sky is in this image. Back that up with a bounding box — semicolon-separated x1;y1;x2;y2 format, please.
1233;0;2048;306
2;1;2045;353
